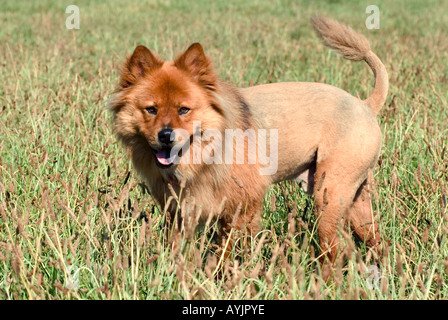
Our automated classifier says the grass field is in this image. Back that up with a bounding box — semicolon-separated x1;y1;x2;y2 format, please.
0;0;447;300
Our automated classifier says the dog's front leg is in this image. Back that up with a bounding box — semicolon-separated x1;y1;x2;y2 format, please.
217;200;263;267
165;208;183;252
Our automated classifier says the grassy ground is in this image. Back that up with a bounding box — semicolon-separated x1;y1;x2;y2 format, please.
0;0;447;300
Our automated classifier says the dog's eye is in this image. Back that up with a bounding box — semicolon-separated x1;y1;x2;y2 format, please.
146;106;157;115
178;106;190;115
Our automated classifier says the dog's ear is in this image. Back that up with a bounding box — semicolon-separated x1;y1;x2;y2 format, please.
174;43;216;91
120;45;163;88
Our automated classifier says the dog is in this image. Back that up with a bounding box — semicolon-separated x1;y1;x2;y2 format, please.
108;16;388;278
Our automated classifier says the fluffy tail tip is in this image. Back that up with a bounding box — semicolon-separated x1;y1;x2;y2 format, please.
310;15;371;61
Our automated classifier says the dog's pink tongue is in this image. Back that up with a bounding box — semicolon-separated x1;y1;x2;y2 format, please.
156;150;175;165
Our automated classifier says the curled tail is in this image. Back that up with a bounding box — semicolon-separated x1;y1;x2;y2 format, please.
311;15;388;115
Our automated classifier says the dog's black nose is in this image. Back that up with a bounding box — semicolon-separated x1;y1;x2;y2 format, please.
158;128;174;145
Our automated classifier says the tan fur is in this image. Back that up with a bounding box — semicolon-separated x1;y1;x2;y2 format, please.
109;16;387;279
311;16;389;114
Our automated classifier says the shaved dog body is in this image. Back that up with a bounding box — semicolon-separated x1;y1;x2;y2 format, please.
109;16;387;279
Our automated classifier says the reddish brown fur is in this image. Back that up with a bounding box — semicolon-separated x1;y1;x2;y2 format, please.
109;16;388;279
110;43;269;254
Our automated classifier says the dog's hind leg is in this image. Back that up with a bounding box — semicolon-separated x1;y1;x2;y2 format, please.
313;155;370;280
348;170;381;252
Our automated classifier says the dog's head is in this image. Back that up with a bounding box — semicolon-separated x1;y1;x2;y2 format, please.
110;43;225;171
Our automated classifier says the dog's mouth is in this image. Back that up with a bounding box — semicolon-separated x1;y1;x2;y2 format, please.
151;146;187;169
151;147;177;168
150;133;193;169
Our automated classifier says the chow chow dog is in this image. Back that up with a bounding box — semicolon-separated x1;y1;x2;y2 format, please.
109;16;388;277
